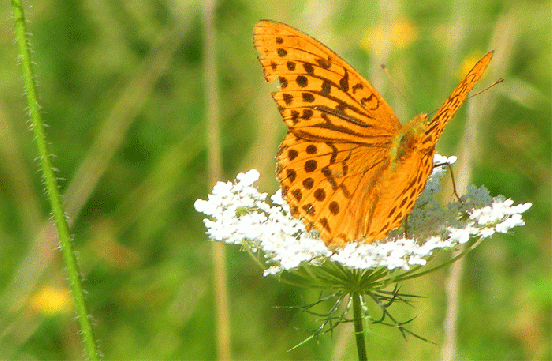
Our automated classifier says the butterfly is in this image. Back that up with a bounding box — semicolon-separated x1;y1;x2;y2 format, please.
253;19;492;247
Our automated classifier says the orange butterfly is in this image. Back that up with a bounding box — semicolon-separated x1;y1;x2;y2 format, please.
253;20;492;248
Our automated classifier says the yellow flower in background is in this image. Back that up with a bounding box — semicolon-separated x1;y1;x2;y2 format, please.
30;286;73;315
362;18;419;54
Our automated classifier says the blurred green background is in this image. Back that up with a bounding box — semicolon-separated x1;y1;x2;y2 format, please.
0;0;550;359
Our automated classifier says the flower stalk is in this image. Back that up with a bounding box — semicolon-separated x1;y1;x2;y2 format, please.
352;292;368;361
195;164;531;358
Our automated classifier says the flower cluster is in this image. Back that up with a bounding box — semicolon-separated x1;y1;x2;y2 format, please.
195;156;531;276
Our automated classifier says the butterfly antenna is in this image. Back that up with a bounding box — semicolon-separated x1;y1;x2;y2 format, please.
467;77;504;99
381;63;418;113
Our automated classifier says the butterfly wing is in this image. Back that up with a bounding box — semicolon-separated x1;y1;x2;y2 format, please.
422;51;493;148
277;132;389;246
254;20;493;247
363;52;494;242
254;20;402;246
253;20;402;141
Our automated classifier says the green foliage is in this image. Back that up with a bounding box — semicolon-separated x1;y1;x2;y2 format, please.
0;0;549;359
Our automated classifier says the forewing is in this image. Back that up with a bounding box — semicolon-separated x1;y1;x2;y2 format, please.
253;20;402;143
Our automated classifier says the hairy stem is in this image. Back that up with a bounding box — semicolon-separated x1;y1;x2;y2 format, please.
10;1;99;359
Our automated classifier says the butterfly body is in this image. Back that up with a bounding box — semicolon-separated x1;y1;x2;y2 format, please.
254;20;492;247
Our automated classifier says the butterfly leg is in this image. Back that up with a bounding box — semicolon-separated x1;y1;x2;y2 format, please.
433;162;462;202
403;214;410;239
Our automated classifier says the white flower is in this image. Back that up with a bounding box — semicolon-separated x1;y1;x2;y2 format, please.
236;169;260;186
433;154;457;166
195;161;531;276
448;227;472;244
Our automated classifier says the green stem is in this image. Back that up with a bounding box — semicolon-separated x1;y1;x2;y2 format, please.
352;292;368;361
10;1;99;360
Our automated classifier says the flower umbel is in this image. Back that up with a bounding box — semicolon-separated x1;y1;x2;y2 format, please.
194;157;531;276
194;156;531;351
